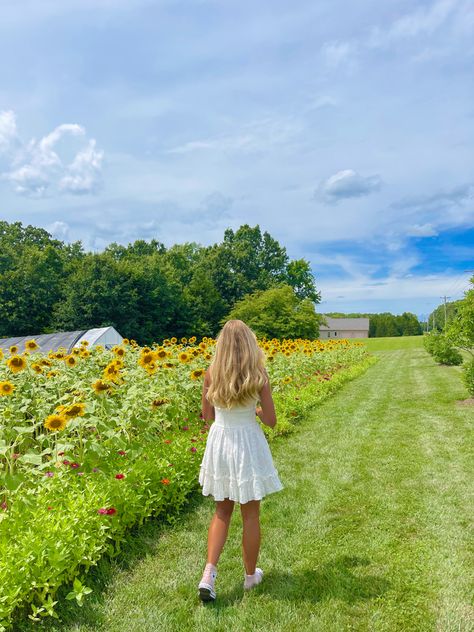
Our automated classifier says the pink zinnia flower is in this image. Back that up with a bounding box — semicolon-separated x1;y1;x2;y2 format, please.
58;451;65;456
115;473;125;479
63;459;70;465
1;501;7;511
70;462;80;469
182;426;189;431
92;467;99;472
45;471;55;477
190;446;197;453
118;450;126;456
98;507;117;515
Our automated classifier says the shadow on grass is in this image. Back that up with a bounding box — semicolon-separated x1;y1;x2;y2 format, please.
205;555;389;610
11;490;207;632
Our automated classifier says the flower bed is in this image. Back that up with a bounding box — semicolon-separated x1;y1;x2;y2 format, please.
0;335;375;629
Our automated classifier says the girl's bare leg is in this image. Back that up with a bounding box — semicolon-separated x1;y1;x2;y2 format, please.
206;498;235;565
240;499;261;575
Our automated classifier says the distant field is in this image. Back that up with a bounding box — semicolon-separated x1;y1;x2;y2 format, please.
348;335;425;351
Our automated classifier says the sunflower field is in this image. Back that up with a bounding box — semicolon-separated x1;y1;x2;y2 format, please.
0;335;376;630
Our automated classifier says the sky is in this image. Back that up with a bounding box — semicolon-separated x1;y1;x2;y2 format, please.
0;0;473;320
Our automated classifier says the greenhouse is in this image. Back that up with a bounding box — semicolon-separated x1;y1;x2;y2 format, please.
0;326;123;355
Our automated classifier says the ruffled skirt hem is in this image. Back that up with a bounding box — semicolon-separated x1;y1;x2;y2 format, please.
198;470;284;504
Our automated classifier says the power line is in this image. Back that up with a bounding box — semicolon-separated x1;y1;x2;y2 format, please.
445;269;474;299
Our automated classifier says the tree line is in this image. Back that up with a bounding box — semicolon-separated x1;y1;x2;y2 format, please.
326;312;423;337
0;221;320;344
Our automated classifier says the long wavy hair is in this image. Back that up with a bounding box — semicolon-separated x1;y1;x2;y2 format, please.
206;319;266;408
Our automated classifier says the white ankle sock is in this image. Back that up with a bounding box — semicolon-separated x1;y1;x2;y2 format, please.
202;563;217;585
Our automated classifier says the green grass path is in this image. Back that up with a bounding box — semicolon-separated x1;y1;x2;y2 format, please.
16;342;473;632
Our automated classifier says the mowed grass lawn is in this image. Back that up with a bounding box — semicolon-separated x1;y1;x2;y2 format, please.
15;337;473;632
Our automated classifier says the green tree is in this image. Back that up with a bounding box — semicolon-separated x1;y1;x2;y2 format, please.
223;284;322;339
446;277;474;355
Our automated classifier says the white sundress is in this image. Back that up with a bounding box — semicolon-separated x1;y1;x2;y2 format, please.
198;398;284;504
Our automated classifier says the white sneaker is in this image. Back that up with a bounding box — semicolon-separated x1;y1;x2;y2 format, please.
243;567;264;590
198;565;217;602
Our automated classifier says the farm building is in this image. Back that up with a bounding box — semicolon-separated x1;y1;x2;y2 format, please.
319;317;370;339
0;326;123;355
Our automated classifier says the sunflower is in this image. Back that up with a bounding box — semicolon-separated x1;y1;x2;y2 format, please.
205;353;212;361
7;355;27;373
92;379;113;394
64;402;86;418
103;363;120;381
138;351;155;367
170;337;177;344
0;381;15;396
80;340;89;346
44;414;68;432
178;351;190;364
31;363;43;374
72;348;81;355
122;338;130;345
65;355;77;367
164;362;176;369
189;336;197;343
155;348;167;359
283;376;292;384
144;362;157;375
0;349;3;361
190;368;205;380
180;337;188;344
47;370;59;378
112;346;126;357
9;345;18;355
25;339;39;351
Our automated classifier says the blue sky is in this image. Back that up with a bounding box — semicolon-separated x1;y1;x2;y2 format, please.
0;0;473;320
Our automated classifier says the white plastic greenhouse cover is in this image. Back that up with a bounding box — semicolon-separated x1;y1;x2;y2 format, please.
0;326;123;355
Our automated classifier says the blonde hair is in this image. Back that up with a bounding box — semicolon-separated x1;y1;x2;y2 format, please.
206;319;266;409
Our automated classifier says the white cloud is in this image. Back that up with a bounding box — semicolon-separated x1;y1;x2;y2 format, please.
0;111;104;197
167;115;302;155
59;139;104;194
406;223;438;237
48;220;70;240
321;40;357;68
0;110;17;152
315;169;382;204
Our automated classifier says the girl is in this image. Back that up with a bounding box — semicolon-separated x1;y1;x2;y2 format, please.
197;319;284;602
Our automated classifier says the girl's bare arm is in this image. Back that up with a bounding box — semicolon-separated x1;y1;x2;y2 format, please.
201;369;215;422
256;370;277;429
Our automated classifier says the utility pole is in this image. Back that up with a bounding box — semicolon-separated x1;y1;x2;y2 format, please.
440;296;451;330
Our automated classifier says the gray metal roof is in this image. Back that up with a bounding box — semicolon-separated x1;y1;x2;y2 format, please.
319;317;370;331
